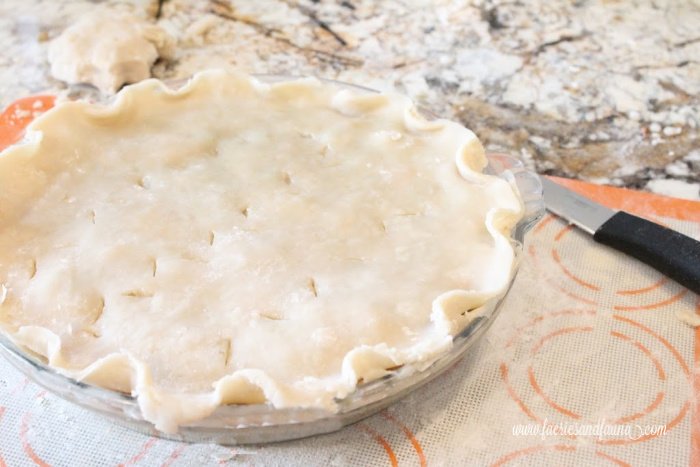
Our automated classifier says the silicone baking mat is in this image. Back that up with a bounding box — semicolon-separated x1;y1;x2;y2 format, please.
0;97;698;466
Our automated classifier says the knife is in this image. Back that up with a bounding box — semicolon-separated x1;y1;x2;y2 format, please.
541;177;700;295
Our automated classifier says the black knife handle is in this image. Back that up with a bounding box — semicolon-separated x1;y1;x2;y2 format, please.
593;211;700;295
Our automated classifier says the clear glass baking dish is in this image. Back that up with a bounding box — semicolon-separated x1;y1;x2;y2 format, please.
0;76;544;445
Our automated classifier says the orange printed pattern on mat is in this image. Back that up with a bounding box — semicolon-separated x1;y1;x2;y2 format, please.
501;308;692;446
118;437;157;467
545;176;699;464
160;445;186;467
530;211;694;310
491;444;630;466
382;411;427;467
0;95;55;151
20;413;51;467
357;423;399;467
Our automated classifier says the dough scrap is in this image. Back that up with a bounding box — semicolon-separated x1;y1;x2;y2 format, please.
676;309;700;327
48;11;174;93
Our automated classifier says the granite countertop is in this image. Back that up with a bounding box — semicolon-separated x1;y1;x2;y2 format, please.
1;0;698;199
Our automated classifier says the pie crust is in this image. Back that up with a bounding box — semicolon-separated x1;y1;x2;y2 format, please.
0;71;523;432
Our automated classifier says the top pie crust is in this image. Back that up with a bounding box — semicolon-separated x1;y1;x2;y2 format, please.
0;71;523;432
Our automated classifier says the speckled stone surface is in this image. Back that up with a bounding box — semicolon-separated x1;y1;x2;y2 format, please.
1;0;698;199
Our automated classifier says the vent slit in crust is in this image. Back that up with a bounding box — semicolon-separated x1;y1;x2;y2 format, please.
90;297;105;324
121;289;154;298
29;259;37;280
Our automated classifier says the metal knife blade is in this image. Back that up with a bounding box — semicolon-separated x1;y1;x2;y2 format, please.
540;176;700;294
541;177;615;235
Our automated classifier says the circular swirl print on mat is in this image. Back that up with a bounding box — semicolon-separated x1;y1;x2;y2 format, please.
491;444;630;466
500;309;690;445
529;215;689;310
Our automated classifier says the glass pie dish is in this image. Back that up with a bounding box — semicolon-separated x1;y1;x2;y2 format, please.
0;76;544;445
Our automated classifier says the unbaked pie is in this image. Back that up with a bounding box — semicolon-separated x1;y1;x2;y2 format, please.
0;71;523;432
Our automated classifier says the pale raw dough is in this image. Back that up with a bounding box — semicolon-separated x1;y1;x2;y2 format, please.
0;71;523;432
675;309;700;327
48;11;174;94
